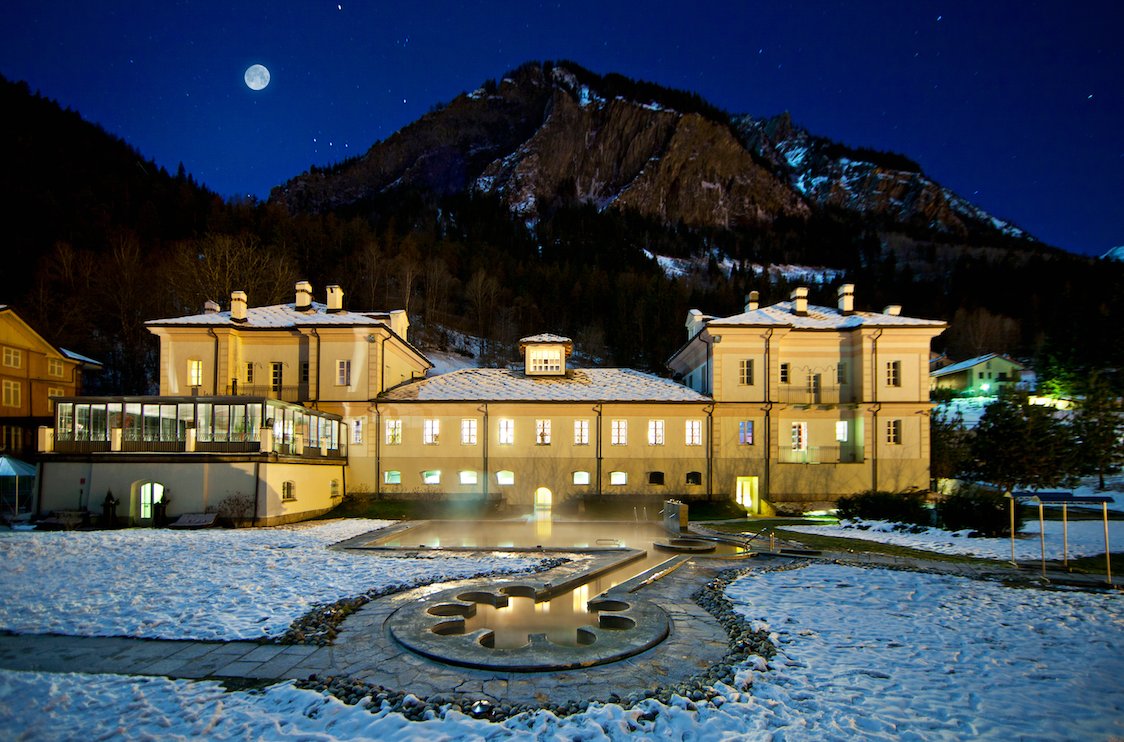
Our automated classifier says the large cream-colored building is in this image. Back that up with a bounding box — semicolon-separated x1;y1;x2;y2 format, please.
37;282;944;522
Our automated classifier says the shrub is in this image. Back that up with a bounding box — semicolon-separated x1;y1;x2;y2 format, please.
835;489;929;526
937;485;1024;537
205;492;256;527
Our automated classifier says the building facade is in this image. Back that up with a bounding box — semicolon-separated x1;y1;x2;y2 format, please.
929;353;1023;394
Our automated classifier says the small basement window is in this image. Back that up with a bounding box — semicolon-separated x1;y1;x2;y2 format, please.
573;471;590;485
610;471;627;486
423;470;441;485
496;470;515;485
459;470;478;485
686;471;702;486
648;471;665;486
282;481;296;501
384;470;401;484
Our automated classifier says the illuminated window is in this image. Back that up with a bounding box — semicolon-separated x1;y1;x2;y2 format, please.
423;470;441;485
459;470;477;485
573;471;590;485
648;419;664;445
3;348;21;368
739;421;754;445
609;471;627;485
611;420;627;446
385;419;402;444
352;419;363;444
282;481;296;501
574;419;589;445
423;419;440;445
836;421;849;442
2;381;20;408
686;420;702;446
461;419;477;445
791;422;807;452
886;361;901;387
337;360;351;386
685;471;702;485
648;471;665;485
499;419;514;445
739;359;753;386
188;359;203;387
48;358;64;377
48;387;64;413
887;420;902;445
496;470;514;485
780;363;790;384
528;348;562;373
536;419;551;445
384;470;401;484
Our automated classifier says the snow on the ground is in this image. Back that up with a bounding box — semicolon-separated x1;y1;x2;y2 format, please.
783;517;1122;560
933;396;993;428
0;520;545;641
3;563;1122;741
424;349;480;376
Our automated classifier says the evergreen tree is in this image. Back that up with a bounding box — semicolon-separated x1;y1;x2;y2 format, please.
930;406;970;486
966;388;1079;493
1073;372;1124;490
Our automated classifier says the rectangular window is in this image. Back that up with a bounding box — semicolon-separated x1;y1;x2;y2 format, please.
739;421;754;445
3;348;21;368
461;419;477;445
611;420;627;446
271;362;282;392
836;421;848;442
780;363;790;384
887;361;901;387
459;470;477;485
351;419;363;444
610;471;627;485
423;419;440;445
739;359;753;386
245;362;254;384
837;362;847;385
384;470;401;484
806;373;820;395
887;419;902;445
337;360;351;386
282;482;296;501
686;420;702;446
2;380;21;408
791;422;807;452
574;419;589;445
385;419;402;445
529;348;562;373
499;419;514;445
48;387;64;413
535;419;551;445
648;419;665;446
300;362;310;384
188;359;203;387
48;358;64;377
423;470;441;485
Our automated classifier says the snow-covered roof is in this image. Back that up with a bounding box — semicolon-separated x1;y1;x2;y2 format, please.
519;333;572;344
147;302;394;329
930;353;1023;378
380;368;711;403
706;301;945;330
60;348;103;368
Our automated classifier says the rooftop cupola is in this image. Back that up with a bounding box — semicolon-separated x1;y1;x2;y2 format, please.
520;334;572;376
230;291;247;323
295;280;313;311
745;291;759;312
790;287;808;316
837;284;855;315
326;285;344;313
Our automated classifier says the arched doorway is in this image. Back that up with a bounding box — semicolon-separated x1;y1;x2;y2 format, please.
131;481;165;525
534;487;552;510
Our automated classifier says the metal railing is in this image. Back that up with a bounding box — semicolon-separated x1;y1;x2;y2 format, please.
225;384;310;403
780;445;864;464
773;385;852;405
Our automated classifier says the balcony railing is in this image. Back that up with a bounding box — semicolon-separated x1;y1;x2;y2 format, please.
225;384;310;403
780;445;864;464
773;385;853;405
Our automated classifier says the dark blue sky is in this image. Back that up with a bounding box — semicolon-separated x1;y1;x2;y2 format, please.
2;1;1120;256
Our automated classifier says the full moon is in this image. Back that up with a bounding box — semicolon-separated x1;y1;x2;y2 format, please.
244;64;270;91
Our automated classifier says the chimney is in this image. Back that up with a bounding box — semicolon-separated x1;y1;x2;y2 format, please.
230;291;247;323
745;291;759;312
884;305;902;316
837;283;855;314
326;285;344;313
203;300;220;314
295;280;313;311
790;287;808;316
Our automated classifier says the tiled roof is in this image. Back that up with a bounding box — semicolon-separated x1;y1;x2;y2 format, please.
520;333;572;344
147;302;392;328
706;302;946;330
380;368;711;403
930;353;1022;378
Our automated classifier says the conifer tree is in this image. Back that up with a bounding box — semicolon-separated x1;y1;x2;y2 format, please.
1073;372;1124;490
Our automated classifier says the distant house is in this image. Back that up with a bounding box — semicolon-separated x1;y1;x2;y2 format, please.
0;305;101;460
929;353;1023;394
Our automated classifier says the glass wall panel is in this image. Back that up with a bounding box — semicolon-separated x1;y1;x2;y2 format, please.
75;405;91;441
140;404;159;441
161;405;178;441
213;405;230;442
247;404;261;441
178;404;195;439
93;405;111;441
231;405;247;442
197;404;212;442
105;404;121;439
57;403;74;440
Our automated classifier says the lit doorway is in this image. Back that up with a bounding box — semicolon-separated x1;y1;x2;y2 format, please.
534;487;552;540
735;476;758;514
139;481;164;523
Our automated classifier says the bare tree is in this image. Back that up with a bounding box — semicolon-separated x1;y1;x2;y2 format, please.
170;232;299;310
945;307;1021;359
391;239;422;317
422;256;454;330
464;269;501;347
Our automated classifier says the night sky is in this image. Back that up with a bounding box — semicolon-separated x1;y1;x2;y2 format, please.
2;1;1120;256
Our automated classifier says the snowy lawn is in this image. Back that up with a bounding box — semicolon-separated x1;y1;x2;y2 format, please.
784;517;1123;561
0;520;546;641
2;563;1121;741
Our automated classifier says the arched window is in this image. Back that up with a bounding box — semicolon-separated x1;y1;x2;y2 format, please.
459;470;478;485
572;471;590;485
648;471;665;485
686;471;702;486
610;471;627;485
423;470;441;485
496;470;514;485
